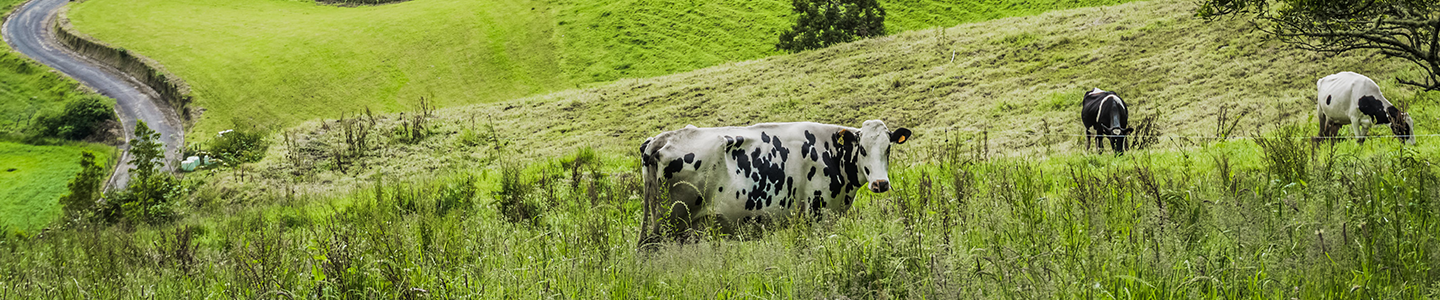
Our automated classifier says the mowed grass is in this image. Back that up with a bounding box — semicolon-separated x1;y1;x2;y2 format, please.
0;142;111;233
67;0;1140;141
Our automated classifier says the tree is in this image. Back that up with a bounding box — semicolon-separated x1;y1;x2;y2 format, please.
129;120;163;184
96;120;177;225
1198;0;1440;90
777;0;886;53
59;152;106;219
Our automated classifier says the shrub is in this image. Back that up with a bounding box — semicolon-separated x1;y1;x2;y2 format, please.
28;96;116;140
207;126;269;164
95;121;183;225
776;0;886;52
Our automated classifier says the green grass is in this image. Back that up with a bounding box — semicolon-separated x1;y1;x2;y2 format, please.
0;141;111;233
67;0;1140;141
1;0;98;134
250;0;1424;184
1;125;1437;297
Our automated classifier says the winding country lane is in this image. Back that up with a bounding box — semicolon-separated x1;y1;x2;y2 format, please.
3;0;184;189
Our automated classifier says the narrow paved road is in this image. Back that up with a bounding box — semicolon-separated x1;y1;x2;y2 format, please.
3;0;184;189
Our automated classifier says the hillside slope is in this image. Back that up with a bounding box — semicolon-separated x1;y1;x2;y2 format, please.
258;0;1431;190
67;0;1138;140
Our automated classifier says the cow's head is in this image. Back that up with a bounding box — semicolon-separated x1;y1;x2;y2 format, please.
1106;126;1135;153
850;120;911;193
1388;106;1415;145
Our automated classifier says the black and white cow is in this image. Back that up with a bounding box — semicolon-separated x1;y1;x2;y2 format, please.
1080;88;1133;153
1315;72;1415;145
638;120;912;244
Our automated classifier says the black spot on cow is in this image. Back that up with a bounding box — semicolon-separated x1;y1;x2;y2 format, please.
807;166;816;179
858;145;867;156
683;153;695;163
761;132;771;143
1325;95;1332;105
864;166;870;175
692;159;702;169
801;130;817;160
664;158;685;179
719;186;724;192
1357;95;1391;124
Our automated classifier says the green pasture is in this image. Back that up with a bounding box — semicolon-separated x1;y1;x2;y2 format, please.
67;0;1140;141
250;0;1425;190
0;141;111;233
2;123;1437;297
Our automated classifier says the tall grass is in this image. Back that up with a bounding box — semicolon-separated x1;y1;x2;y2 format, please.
2;133;1436;298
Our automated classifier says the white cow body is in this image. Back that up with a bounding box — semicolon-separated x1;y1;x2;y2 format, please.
1315;72;1415;144
639;120;910;243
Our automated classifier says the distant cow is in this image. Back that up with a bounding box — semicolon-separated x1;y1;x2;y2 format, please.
638;120;912;244
1315;72;1415;145
1081;88;1133;153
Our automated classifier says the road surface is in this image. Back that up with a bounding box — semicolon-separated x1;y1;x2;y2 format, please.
3;0;184;189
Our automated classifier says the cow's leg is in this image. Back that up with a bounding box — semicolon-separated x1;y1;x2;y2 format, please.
1313;112;1329;143
1351;123;1368;145
665;183;702;242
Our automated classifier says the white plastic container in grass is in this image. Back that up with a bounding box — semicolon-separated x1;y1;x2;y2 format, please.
181;156;201;172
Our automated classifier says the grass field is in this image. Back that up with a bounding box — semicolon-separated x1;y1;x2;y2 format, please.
248;0;1426;191
3;0;1437;298
66;0;1140;141
0;141;111;233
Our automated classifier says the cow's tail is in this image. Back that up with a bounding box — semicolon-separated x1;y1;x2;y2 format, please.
638;137;665;249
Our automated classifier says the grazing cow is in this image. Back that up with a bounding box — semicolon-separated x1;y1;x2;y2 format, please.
1315;72;1415;145
638;120;912;244
1080;88;1133;153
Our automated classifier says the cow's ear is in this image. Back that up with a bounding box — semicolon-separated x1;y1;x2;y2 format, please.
890;128;912;144
836;129;857;146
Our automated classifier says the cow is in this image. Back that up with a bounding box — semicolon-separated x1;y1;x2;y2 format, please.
1314;72;1415;145
1080;88;1133;153
638;120;912;245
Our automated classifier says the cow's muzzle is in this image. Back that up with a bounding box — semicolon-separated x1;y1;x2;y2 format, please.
870;180;891;193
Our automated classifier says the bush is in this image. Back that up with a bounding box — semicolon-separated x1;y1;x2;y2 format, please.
95;121;183;225
776;0;886;52
28;96;116;140
207;127;269;164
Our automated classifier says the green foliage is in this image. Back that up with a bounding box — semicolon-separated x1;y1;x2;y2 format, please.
95;121;180;225
206;126;269;165
776;0;887;52
59;152;106;220
27;96;117;140
1254;125;1311;184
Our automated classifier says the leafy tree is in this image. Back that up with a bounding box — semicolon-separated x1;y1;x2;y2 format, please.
59;152;106;220
1198;0;1440;90
777;0;886;52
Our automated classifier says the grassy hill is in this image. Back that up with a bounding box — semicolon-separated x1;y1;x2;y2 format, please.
2;1;1438;297
0;141;111;233
1;0;96;133
252;0;1431;191
66;0;1138;141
